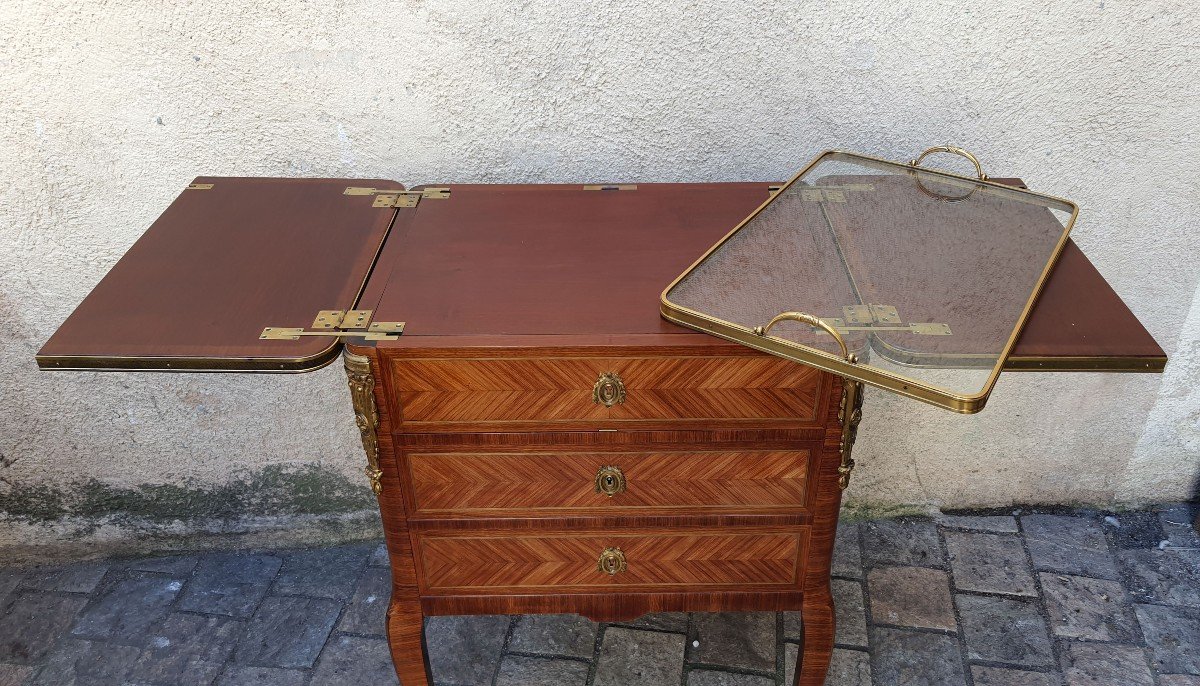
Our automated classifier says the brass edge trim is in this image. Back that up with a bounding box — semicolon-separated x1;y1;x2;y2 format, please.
1003;355;1168;373
659;149;1080;414
344;350;384;496
35;345;344;374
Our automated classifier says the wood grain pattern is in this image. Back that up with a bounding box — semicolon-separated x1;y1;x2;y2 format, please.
390;354;823;430
420;591;807;624
407;449;811;514
345;346;433;686
38;177;402;371
346;335;850;686
416;528;806;593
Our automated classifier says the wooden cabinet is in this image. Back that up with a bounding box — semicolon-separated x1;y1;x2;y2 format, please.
363;339;850;686
38;177;1165;686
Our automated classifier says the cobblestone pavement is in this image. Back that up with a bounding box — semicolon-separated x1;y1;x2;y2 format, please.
0;505;1197;685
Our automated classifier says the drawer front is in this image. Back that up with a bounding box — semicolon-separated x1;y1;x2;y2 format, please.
407;448;812;515
416;528;806;593
390;355;825;430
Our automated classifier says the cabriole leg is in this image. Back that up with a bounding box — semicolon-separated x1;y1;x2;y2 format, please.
795;583;836;685
387;597;433;686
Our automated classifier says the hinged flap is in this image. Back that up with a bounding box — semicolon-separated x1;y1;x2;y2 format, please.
37;177;404;372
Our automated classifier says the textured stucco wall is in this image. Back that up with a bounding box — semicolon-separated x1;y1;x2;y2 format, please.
2;0;1197;555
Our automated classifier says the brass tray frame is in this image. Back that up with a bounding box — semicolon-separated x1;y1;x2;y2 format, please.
659;149;1080;414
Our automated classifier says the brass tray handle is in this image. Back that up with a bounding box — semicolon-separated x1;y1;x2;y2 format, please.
908;145;988;181
595;465;627;497
597;547;628;575
753;312;850;362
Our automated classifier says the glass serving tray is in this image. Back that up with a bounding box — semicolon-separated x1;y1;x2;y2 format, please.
660;147;1078;413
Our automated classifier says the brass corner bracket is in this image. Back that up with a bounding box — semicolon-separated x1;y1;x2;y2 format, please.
344;351;383;495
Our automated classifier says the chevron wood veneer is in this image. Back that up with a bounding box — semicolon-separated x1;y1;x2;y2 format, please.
417;529;804;592
407;449;812;514
390;355;823;429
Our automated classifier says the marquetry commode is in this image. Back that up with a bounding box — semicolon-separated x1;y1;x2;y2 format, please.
39;149;1166;685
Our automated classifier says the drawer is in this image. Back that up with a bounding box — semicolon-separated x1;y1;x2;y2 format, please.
415;527;807;593
405;447;815;516
389;354;828;431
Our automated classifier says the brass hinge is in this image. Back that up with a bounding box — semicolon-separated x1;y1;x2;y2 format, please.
582;184;637;191
806;305;951;336
261;310;405;342
186;183;214;190
343;186;450;208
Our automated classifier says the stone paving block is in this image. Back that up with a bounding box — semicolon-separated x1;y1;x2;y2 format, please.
595;627;685;686
615;612;689;633
957;594;1053;667
235;596;342;669
216;665;308;686
126;554;200;576
944;530;1037;596
310;634;398;685
70;574;183;642
1161;676;1200;686
870;627;966;686
0;571;24;604
426;614;510;686
179;553;283;618
20;563;109;594
1022;514;1118;579
937;514;1020;533
1134;603;1200;675
687;669;775;685
1106;511;1168;549
509;613;598;658
783;642;798;686
1159;505;1200;548
131;611;243;684
272;544;373;600
687;611;776;671
369;543;390;567
971;665;1060;686
832;523;863;579
834;580;867;646
1060;641;1153;686
825;647;871;686
496;655;589;686
28;637;142;685
867;566;956;630
862;518;945;568
1040;572;1139;642
336;566;390;635
0;663;33;686
1119;549;1200;607
0;593;89;663
786;580;867;646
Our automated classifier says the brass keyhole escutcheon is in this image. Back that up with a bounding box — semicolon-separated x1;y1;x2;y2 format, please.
594;465;627;497
597;547;627;576
592;371;626;407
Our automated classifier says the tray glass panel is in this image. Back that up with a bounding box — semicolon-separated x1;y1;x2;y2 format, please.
661;151;1078;413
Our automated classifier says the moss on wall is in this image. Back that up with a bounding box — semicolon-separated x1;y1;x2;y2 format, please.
0;464;375;527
